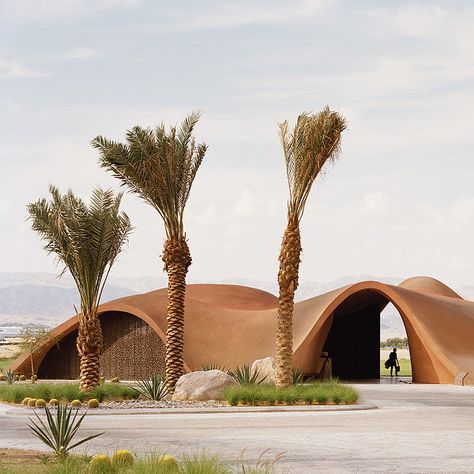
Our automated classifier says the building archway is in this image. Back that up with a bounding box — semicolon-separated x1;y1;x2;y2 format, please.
38;311;166;380
322;289;412;380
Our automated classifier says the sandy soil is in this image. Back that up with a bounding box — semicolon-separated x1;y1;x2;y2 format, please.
0;345;20;358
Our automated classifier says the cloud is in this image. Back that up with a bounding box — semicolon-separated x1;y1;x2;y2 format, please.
2;0;143;22
0;56;48;79
54;48;97;61
163;0;328;32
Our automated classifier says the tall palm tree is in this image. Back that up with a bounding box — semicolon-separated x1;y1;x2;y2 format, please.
275;107;346;388
91;113;207;391
27;186;132;391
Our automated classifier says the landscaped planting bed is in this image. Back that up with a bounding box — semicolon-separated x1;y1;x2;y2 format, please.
0;382;139;404
224;381;359;406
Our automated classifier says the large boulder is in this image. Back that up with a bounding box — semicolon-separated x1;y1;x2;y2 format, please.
172;370;237;401
251;357;276;385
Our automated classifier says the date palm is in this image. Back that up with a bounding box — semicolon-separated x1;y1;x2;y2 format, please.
27;186;132;391
92;113;207;391
275;108;346;388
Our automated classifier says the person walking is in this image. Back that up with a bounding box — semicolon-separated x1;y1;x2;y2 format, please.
388;348;399;376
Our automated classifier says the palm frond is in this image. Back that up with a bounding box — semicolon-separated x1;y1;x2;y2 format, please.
279;107;346;221
92;113;207;239
27;187;133;317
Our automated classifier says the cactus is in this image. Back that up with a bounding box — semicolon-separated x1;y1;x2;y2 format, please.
19;375;26;381
49;399;59;406
70;400;81;408
27;399;37;407
35;399;47;408
22;398;32;406
112;450;134;467
31;375;38;382
158;455;179;471
110;377;120;383
88;399;100;409
89;454;113;473
99;376;105;385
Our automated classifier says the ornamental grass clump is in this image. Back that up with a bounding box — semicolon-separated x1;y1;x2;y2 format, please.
223;382;359;406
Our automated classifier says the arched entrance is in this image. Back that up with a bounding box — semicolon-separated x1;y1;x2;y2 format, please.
322;289;412;381
38;311;166;380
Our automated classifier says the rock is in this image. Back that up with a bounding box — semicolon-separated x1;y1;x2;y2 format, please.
251;357;276;384
172;370;237;401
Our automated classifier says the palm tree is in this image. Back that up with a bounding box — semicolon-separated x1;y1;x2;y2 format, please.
275;108;346;388
27;186;132;391
91;113;207;391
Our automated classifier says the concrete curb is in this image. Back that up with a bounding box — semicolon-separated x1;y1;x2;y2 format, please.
0;401;377;416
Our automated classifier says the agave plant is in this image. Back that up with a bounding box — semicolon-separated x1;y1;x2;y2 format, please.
134;373;168;401
230;365;267;385
200;363;228;372
4;369;15;385
28;404;104;459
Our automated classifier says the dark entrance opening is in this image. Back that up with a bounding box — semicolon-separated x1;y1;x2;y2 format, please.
323;290;387;380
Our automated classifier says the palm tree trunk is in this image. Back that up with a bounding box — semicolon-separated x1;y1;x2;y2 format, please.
76;312;103;391
163;237;192;392
276;215;302;388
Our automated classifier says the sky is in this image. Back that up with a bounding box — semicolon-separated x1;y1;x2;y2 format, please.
0;0;473;289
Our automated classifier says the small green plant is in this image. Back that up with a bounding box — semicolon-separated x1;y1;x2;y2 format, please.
22;397;32;405
35;399;47;408
112;450;134;468
5;369;15;385
134;373;168;401
28;398;37;407
180;452;229;474
200;363;228;372
49;398;58;406
70;400;81;407
28;404;104;459
88;398;100;408
90;454;113;473
158;454;179;471
230;365;267;385
292;368;303;385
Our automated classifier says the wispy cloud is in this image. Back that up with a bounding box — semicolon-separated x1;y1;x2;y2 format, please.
0;56;48;79
162;0;328;32
2;0;143;22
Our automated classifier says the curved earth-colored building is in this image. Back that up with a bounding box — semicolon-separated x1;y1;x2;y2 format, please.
11;276;474;385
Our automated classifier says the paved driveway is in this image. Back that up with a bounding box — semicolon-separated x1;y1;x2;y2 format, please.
1;382;474;473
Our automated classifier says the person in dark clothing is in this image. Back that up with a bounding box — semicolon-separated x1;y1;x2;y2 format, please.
388;348;399;376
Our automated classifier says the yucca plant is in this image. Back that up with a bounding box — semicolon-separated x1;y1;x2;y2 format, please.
4;369;15;385
230;365;267;385
28;404;104;459
27;186;132;391
134;373;168;401
275;108;346;388
92;113;207;392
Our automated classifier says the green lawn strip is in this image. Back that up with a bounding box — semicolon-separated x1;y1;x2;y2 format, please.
379;358;412;377
223;381;359;406
0;357;15;372
0;382;139;404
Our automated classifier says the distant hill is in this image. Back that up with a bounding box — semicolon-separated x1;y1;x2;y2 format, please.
0;272;471;339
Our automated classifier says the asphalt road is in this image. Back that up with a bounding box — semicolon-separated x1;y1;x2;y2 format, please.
1;382;474;473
